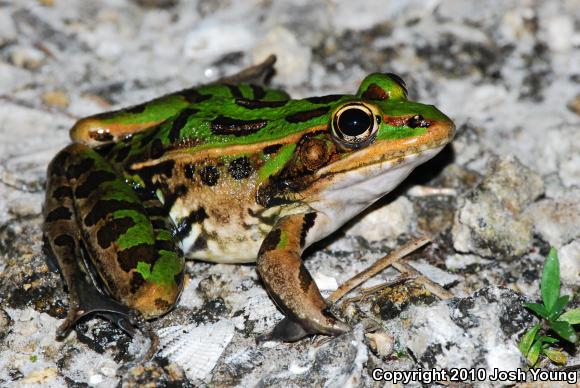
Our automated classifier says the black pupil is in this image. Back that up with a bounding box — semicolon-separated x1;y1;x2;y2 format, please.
338;108;372;137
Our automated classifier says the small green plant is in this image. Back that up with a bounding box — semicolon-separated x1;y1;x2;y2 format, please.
519;248;580;366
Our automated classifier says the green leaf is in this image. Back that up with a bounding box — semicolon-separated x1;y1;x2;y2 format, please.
559;308;580;325
537;336;559;344
549;320;578;343
527;338;543;366
548;295;570;321
524;302;549;319
542;348;567;364
541;248;560;314
519;324;540;355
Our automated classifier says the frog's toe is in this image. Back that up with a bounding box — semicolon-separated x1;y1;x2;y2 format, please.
258;313;350;343
257;317;309;343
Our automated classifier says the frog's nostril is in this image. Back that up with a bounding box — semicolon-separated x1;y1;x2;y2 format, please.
407;115;430;128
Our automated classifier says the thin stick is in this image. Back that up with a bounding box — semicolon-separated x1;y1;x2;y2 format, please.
392;261;454;300
341;274;413;305
328;236;431;304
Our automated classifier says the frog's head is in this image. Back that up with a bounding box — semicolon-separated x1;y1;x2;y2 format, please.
260;73;455;213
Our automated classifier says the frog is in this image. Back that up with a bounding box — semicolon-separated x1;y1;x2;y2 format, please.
43;56;455;344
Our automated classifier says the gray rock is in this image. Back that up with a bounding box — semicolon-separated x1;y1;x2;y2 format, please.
452;155;544;257
558;240;580;286
524;198;580;248
401;287;530;374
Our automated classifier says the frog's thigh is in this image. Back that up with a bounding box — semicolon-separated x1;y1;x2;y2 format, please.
256;214;349;341
44;144;183;326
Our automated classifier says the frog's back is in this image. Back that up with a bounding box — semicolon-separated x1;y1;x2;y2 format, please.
94;84;347;263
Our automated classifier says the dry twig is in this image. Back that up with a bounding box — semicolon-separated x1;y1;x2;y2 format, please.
328;236;431;304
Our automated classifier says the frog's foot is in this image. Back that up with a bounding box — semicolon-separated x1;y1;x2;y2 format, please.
215;55;277;85
256;213;350;343
56;273;160;363
55;275;137;340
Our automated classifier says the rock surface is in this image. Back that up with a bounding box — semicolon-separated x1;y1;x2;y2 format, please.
0;0;579;387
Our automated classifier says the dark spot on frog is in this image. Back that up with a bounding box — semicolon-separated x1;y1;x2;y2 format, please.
235;98;288;109
96;217;136;249
361;83;389;100
184;163;195;179
163;184;187;212
250;84;265;99
407;115;430;128
154;159;176;178
226;84;243;99
174;207;208;240
228;157;252;179
151;219;167;230
154;237;176;258
180;89;212;104
300;213;316;247
199;166;220;186
305;94;342;104
146;205;166;218
46;206;73;222
74;170;117;199
262;144;282;154
169;108;199;142
84;200;143;227
285;106;330;123
52;186;73;200
258;228;281;255
117;243;156;272
67;157;95;180
210;116;268;136
150;138;164;159
193;234;207;250
53;234;76;252
130;272;145;293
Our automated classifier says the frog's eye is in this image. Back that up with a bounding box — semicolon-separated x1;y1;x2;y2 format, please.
331;103;380;148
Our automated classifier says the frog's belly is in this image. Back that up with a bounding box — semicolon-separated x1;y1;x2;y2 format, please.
169;200;277;264
180;220;268;264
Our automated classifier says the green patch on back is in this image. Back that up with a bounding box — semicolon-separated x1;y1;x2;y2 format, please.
135;250;182;287
113;209;155;250
101;95;190;125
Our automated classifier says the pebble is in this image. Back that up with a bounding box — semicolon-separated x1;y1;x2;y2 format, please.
452;156;544;257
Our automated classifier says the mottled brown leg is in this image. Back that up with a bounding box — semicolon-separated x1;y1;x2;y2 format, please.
256;214;349;342
43;147;135;339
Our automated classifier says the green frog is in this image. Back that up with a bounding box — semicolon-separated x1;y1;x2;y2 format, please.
43;56;455;343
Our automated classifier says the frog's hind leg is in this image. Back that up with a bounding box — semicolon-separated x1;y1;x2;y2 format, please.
43;143;184;340
43;147;134;338
256;213;350;342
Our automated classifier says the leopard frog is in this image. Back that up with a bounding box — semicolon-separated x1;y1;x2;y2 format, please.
43;57;455;342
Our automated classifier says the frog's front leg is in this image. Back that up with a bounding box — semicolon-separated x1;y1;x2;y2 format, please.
43;143;184;339
256;214;349;342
